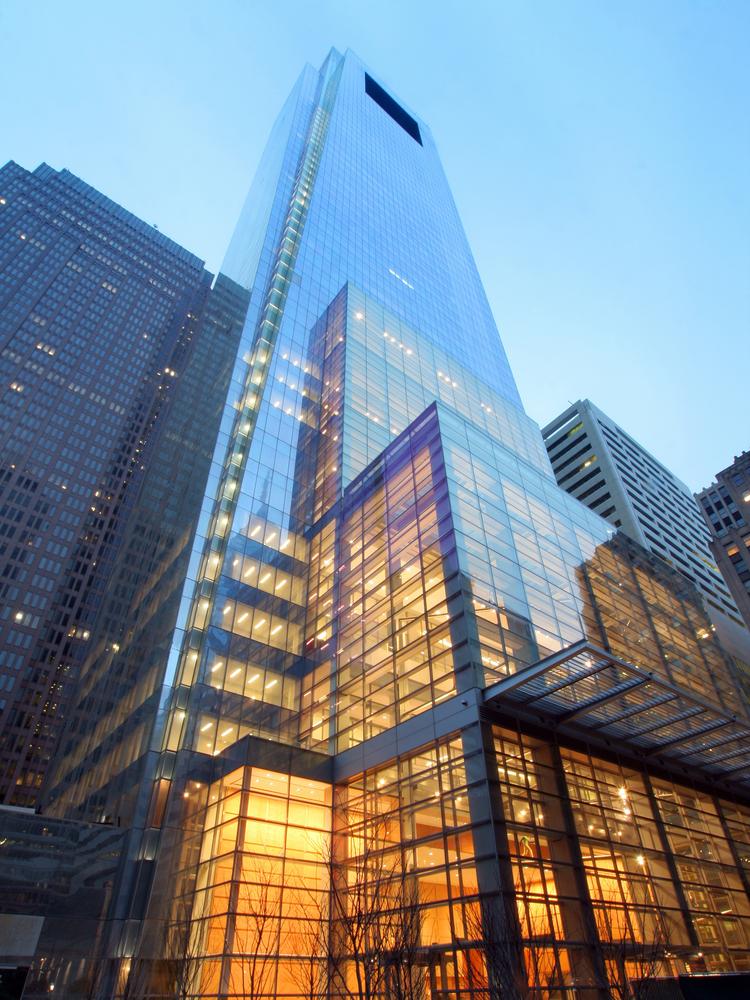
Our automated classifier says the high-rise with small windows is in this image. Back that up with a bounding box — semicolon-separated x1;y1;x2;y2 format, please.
542;399;742;627
0;161;237;808
14;51;750;999
697;451;750;629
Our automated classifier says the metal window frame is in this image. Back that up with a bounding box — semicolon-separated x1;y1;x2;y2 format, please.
484;639;750;794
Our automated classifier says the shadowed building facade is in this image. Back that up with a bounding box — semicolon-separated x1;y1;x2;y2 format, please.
0;163;246;997
20;50;750;999
0;162;224;808
697;452;750;630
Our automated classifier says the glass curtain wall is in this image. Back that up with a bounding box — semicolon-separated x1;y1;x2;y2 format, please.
107;49;750;999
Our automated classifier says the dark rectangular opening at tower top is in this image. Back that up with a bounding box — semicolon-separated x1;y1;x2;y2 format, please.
365;73;422;145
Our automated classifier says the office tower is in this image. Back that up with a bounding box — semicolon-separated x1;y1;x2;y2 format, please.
25;51;750;998
0;161;222;808
697;451;750;628
42;271;248;828
0;164;245;995
542;399;742;627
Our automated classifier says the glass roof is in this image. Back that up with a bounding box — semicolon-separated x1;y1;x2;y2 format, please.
484;640;750;796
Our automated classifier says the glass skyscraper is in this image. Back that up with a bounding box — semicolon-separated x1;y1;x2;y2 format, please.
0;161;244;997
0;161;234;809
18;49;750;998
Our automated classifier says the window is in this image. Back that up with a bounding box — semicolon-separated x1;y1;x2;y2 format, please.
578;479;607;502
549;430;589;464
365;73;422;145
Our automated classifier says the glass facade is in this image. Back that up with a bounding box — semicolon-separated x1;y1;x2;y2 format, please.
43;272;247;828
0;805;124;997
22;49;750;998
0;160;217;809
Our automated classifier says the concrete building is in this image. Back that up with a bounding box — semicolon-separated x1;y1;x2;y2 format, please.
542;399;742;627
697;451;750;628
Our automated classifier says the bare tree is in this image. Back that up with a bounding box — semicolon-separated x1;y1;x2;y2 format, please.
290;813;429;1000
601;911;667;1000
465;892;524;1000
123;906;203;1000
590;872;671;1000
381;875;428;1000
120;954;153;1000
467;856;672;1000
286;888;332;1000
113;907;202;1000
226;861;282;1000
327;826;399;1000
463;884;564;1000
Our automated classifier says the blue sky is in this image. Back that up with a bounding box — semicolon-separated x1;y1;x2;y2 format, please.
2;0;747;491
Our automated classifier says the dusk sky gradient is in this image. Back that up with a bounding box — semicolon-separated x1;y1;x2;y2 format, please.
2;0;747;492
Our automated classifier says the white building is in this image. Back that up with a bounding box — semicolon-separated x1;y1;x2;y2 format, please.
542;399;742;625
